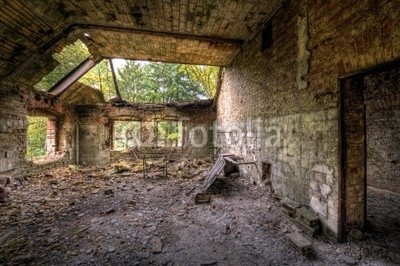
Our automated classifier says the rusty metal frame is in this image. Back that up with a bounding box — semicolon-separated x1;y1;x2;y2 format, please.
143;153;168;180
48;55;102;96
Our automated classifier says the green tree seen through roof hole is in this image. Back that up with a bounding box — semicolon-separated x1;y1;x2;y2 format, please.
116;60;219;103
34;40;91;91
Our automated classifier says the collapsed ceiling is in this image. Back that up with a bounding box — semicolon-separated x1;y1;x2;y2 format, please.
0;0;283;86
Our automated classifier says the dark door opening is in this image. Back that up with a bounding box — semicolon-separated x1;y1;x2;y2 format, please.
340;62;400;252
364;65;400;253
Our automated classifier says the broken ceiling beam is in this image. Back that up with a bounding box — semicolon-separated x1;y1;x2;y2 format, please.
49;55;102;96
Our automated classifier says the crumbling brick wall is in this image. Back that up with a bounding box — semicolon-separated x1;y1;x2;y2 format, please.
0;85;77;176
365;66;400;194
0;86;28;174
76;104;215;166
310;0;400;235
217;0;400;239
26;91;78;170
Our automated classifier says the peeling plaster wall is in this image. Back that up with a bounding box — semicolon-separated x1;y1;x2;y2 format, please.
77;104;215;166
217;0;400;239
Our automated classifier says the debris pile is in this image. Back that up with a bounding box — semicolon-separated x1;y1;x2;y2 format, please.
168;158;212;179
0;162;398;265
282;199;322;238
0;176;11;201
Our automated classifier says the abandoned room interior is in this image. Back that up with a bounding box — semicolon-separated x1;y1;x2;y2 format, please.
0;0;399;265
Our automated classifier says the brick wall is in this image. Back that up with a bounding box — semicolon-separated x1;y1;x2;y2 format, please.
365;66;400;194
26;91;78;170
77;104;215;165
0;86;28;174
217;0;400;239
217;0;339;238
0;86;77;176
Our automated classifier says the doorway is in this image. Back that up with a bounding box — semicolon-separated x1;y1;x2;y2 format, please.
340;61;400;248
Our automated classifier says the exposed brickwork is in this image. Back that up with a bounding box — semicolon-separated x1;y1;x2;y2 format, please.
0;86;28;174
365;66;400;194
217;0;400;240
82;29;239;66
0;0;282;83
0;85;78;175
46;119;57;155
26;91;78;166
217;1;340;238
77;103;215;166
308;0;400;99
341;76;366;229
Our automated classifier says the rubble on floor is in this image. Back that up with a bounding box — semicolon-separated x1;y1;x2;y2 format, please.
282;198;322;238
0;176;11;201
0;160;399;265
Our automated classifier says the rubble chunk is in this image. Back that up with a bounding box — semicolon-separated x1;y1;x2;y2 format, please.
286;231;312;255
0;176;11;187
152;237;162;254
339;254;357;265
296;207;319;227
195;193;211;204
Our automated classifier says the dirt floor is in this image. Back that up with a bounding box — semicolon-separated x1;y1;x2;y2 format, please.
365;187;400;256
0;160;400;265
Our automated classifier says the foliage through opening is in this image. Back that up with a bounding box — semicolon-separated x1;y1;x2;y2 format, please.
115;60;219;103
157;121;183;147
79;59;117;101
113;121;141;151
34;40;91;91
26;117;49;159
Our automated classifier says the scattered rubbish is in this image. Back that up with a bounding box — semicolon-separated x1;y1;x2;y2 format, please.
0;160;391;265
281;198;300;218
203;154;228;191
104;189;114;197
195;193;211;204
103;208;116;215
339;254;358;265
347;228;363;241
0;175;11;201
286;231;312;255
104;162;130;176
152;237;162;254
281;200;321;238
203;154;257;191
